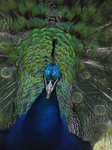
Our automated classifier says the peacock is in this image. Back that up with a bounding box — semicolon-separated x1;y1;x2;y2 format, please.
0;39;93;150
0;0;112;149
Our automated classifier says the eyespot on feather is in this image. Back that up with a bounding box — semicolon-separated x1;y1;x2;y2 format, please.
89;126;102;140
81;71;90;79
73;92;83;103
1;44;7;48
97;124;107;134
1;67;12;78
0;42;10;51
94;105;106;115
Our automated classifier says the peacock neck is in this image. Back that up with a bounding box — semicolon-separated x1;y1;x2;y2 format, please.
23;88;62;140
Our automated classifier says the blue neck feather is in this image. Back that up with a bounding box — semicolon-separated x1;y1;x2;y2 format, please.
24;88;61;138
1;88;92;150
20;88;63;149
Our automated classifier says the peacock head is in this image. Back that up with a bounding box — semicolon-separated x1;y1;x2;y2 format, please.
43;39;60;99
43;63;60;99
43;38;60;99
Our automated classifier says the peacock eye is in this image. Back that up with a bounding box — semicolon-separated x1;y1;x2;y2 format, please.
6;70;10;74
1;67;12;78
73;92;83;103
90;126;101;139
1;43;7;48
94;105;106;115
97;124;107;133
90;123;107;140
81;71;90;80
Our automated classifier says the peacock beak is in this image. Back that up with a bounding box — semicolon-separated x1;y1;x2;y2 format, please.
44;77;58;99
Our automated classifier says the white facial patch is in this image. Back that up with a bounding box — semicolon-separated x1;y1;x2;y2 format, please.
44;77;58;99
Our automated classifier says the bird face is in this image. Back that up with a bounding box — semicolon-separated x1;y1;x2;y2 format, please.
43;64;60;99
44;77;58;99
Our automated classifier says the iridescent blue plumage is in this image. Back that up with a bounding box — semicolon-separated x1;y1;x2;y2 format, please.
0;86;92;150
44;63;60;84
